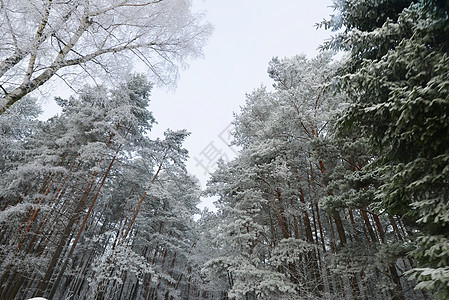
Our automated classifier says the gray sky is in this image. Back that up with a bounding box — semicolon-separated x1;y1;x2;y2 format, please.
148;0;335;209
39;0;336;211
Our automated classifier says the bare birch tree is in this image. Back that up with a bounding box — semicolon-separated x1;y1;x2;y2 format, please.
0;0;211;113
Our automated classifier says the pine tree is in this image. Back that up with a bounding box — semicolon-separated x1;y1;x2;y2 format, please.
0;75;203;299
203;53;374;299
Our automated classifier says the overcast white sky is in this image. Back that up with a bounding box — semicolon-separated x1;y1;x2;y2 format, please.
148;0;336;209
39;0;337;211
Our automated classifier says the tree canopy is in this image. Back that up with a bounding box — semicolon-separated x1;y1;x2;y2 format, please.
321;0;449;297
0;0;211;114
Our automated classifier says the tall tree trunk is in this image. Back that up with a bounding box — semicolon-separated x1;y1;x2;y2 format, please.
48;145;122;299
33;172;98;297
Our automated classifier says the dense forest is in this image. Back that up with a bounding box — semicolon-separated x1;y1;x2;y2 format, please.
0;0;448;299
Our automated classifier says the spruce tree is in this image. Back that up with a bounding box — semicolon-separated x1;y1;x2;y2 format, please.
321;0;449;297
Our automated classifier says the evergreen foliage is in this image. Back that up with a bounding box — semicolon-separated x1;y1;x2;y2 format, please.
202;53;426;299
0;75;203;300
321;0;449;297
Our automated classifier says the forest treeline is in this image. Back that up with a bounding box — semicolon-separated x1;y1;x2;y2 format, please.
0;76;210;299
1;0;448;299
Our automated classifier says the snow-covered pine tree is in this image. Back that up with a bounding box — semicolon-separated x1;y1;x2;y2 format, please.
0;75;203;300
203;53;363;299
